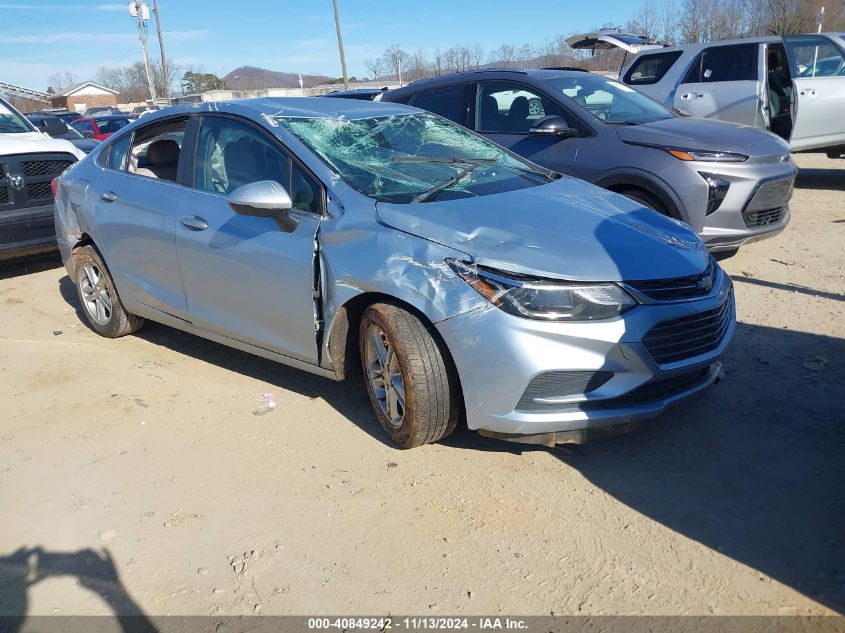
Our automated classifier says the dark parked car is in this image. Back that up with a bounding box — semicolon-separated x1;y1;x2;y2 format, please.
26;114;100;153
320;88;387;101
384;68;797;254
30;109;83;124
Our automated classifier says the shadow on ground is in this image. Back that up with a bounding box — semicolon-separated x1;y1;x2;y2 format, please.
795;166;845;192
0;253;62;282
57;276;845;614
0;547;156;631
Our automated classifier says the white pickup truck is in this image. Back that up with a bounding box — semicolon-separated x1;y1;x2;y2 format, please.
1;96;86;261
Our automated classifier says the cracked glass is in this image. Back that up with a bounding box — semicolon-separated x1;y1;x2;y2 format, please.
275;113;549;204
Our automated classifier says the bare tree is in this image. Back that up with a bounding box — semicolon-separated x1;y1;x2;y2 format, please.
47;71;79;91
627;0;661;39
382;45;411;82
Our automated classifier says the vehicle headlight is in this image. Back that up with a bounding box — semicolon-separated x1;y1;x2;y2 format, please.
626;141;748;162
447;260;637;321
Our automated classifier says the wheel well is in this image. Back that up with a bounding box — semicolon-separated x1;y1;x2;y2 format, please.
71;232;96;255
605;182;684;221
328;293;463;403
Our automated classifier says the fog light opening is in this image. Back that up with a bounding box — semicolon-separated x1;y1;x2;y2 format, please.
699;171;730;215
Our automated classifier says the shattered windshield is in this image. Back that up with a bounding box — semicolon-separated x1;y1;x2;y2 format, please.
0;99;34;134
546;75;674;124
274;112;550;203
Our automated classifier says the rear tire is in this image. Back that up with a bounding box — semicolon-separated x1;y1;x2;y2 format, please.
73;245;144;338
359;302;460;448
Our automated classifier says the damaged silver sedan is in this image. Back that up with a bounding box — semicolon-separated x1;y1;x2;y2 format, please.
53;98;735;448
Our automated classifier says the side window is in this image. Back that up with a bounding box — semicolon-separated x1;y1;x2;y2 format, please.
683;44;758;83
407;85;468;124
476;82;567;134
72;119;95;136
128;117;188;182
194;116;290;195
785;37;845;78
194;116;323;214
107;134;131;170
624;51;683;85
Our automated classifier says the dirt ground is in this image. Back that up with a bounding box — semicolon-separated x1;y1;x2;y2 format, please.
0;154;843;618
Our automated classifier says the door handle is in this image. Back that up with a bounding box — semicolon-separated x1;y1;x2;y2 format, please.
680;92;703;99
180;215;208;231
799;89;817;97
100;191;117;202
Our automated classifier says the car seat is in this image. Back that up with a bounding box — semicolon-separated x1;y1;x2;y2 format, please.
135;139;180;181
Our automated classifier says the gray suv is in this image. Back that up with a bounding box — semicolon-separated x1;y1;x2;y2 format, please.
384;69;797;254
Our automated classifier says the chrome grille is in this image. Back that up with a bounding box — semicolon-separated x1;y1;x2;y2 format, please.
628;258;717;302
743;207;786;228
643;291;733;365
22;159;73;177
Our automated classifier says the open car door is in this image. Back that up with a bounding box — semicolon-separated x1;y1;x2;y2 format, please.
783;34;845;152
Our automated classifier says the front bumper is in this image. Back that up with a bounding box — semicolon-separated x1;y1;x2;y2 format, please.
695;166;796;252
436;271;735;437
0;203;57;262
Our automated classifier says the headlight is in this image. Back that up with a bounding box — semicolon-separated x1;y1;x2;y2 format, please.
625;141;748;162
667;148;748;162
447;260;637;321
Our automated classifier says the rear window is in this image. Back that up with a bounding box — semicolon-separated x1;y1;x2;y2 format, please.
683;44;759;83
407;85;468;125
624;51;683;85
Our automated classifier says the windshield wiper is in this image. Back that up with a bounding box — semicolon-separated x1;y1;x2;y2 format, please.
392;155;497;166
409;163;485;204
393;155;555;181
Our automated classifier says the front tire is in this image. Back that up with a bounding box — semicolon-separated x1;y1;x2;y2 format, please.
359;302;460;448
619;188;668;215
73;245;144;338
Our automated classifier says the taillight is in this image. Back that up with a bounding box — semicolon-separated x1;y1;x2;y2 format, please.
50;176;59;198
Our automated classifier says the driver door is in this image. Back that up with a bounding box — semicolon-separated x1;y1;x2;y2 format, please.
783;34;845;151
175;114;324;364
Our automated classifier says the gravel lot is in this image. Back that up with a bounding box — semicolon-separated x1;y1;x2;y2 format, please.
0;154;843;617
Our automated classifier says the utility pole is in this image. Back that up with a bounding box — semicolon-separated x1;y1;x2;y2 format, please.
152;0;169;102
331;0;349;90
129;1;157;103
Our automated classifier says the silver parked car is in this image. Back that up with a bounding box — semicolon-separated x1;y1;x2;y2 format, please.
383;69;797;254
570;30;845;156
54;98;735;448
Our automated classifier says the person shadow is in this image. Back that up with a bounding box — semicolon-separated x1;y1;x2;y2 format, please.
0;547;157;633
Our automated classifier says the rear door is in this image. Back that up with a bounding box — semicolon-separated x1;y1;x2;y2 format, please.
89;117;189;319
174;114;322;364
472;81;578;174
783;34;845;151
673;43;764;127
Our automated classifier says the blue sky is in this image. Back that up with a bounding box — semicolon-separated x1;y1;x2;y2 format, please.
0;0;638;90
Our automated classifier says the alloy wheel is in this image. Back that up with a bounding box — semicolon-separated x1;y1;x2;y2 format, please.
80;262;113;326
364;324;406;427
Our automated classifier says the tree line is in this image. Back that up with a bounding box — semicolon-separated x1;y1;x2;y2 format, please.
366;0;844;80
45;0;842;98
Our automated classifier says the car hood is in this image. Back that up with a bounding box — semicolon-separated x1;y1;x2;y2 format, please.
375;176;709;282
615;117;789;155
0;131;86;160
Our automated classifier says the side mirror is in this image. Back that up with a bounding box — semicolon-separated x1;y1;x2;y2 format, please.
227;180;293;217
529;116;578;138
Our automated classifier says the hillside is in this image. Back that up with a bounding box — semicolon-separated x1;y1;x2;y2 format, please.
223;66;334;90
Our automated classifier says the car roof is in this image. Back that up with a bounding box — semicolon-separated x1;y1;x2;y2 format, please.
386;68;599;97
90;114;133;120
137;97;417;124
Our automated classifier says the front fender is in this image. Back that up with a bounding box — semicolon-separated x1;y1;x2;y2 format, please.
593;168;686;222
